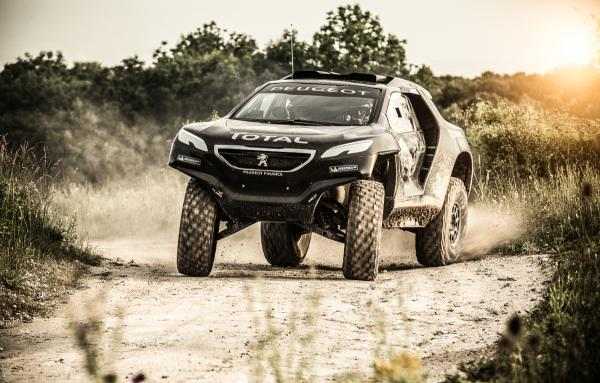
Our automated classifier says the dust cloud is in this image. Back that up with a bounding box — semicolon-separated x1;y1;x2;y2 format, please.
48;106;523;257
53;168;186;240
462;204;525;258
49;104;186;239
55;159;523;261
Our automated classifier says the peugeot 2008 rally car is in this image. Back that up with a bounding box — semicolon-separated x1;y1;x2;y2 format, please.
169;71;473;281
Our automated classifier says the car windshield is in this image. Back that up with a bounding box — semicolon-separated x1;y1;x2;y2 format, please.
233;82;381;126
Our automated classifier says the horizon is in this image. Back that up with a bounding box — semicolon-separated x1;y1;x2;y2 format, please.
1;0;599;77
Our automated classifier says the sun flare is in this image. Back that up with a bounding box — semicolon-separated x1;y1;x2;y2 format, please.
556;24;597;67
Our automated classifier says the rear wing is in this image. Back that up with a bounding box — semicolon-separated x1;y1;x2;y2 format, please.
282;71;393;84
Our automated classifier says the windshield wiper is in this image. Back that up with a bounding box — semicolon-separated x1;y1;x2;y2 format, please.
233;117;350;126
265;118;347;126
293;119;347;126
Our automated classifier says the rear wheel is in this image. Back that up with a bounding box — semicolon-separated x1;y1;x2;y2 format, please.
177;180;219;276
342;180;385;281
415;177;468;266
261;223;311;267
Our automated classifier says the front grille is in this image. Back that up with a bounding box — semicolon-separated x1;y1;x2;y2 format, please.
216;147;312;171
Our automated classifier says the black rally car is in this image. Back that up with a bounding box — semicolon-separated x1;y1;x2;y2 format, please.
169;71;473;280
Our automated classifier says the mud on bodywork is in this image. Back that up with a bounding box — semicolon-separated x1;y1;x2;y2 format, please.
383;205;439;229
425;152;456;202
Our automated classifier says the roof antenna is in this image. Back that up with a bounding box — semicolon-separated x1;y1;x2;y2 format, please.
290;24;294;75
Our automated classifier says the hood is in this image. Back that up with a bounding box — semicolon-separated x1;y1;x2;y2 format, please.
182;118;386;149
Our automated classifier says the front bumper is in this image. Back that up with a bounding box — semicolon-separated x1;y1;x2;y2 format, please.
169;139;376;223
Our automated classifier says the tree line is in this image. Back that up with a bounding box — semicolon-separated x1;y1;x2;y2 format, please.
1;4;598;180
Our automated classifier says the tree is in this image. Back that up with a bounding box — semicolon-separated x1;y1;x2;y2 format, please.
411;65;436;88
153;21;260;62
69;61;111;103
312;4;409;76
110;56;151;117
0;52;74;113
145;22;263;122
0;51;91;150
265;29;315;74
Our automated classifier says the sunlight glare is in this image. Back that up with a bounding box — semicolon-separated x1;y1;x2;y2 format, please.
556;24;597;67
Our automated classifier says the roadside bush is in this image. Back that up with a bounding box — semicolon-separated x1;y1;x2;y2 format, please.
444;101;600;382
443;97;600;254
446;98;600;183
0;139;99;326
473;165;600;253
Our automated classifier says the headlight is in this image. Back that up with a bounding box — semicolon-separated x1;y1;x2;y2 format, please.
177;129;208;152
321;139;373;158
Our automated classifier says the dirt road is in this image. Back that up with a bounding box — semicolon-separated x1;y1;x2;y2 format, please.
0;228;547;382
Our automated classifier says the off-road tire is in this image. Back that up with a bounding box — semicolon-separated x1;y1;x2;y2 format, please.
260;223;311;267
415;177;468;266
342;180;385;281
177;179;219;276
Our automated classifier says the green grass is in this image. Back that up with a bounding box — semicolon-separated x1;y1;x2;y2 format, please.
447;98;600;181
473;165;600;254
441;99;600;382
0;139;100;327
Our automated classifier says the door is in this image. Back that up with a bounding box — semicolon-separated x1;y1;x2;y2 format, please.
386;92;426;199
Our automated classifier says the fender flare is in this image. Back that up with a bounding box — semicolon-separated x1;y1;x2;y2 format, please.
451;151;474;194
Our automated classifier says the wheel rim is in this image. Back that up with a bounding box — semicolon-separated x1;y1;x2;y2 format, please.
449;203;462;245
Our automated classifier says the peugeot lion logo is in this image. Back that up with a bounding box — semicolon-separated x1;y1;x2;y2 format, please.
257;153;269;167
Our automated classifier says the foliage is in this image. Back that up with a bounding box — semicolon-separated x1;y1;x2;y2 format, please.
432;68;600;117
53;168;186;239
311;5;409;76
265;29;314;74
68;294;126;383
443;98;600;383
447;98;600;182
0;139;99;326
446;95;600;254
372;353;424;383
0;52;87;150
2;4;600;184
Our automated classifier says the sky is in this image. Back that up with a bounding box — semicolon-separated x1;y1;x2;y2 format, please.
0;0;599;77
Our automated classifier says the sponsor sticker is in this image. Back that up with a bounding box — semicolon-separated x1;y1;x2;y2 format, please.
329;164;359;173
242;169;283;177
263;83;380;98
176;155;202;166
231;133;308;144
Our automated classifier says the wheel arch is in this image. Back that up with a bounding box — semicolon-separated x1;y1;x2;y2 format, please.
371;153;398;217
451;151;473;194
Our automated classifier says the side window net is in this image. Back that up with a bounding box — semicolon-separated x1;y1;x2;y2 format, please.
403;95;421;131
386;93;414;134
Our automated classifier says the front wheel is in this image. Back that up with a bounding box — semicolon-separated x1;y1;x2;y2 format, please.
261;223;311;267
342;180;385;281
177;180;219;276
415;177;468;266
